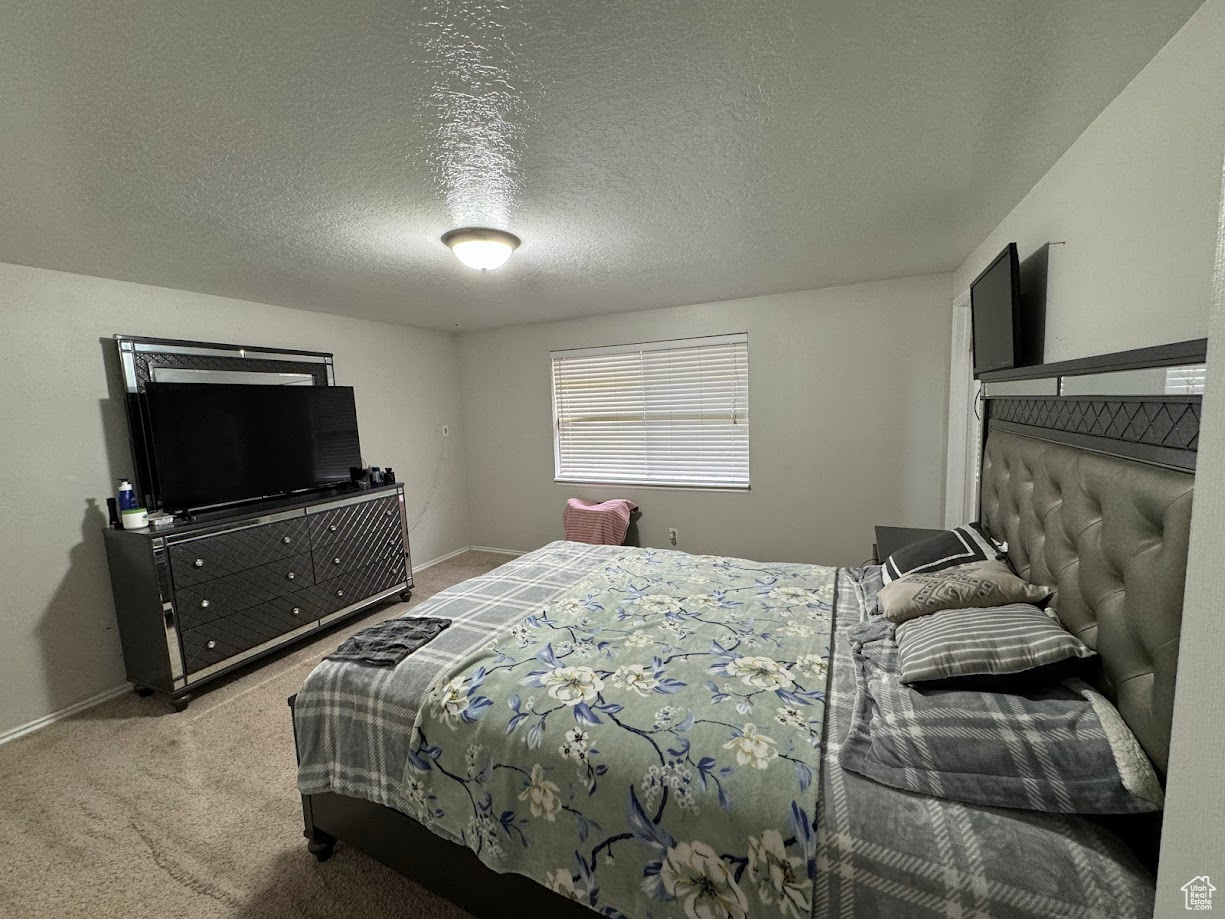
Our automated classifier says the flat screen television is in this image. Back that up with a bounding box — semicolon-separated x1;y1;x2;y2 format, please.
143;382;362;512
970;242;1022;375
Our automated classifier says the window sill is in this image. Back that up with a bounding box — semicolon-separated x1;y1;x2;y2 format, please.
553;479;750;494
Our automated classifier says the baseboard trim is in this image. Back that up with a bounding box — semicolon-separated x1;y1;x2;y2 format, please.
412;544;474;572
413;544;524;573
467;545;525;557
3;545;529;748
0;683;131;748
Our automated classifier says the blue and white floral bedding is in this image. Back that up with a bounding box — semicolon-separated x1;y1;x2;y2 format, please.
295;541;1157;918
409;546;835;919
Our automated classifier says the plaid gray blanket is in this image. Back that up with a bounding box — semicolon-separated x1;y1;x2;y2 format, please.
839;615;1163;815
294;545;1156;918
295;541;625;813
816;568;1155;918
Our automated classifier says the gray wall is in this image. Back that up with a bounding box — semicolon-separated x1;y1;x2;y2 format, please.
947;3;1225;907
1155;154;1225;918
0;261;470;739
954;0;1225;357
459;274;953;566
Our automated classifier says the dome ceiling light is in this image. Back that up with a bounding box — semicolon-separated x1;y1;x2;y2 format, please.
441;227;521;271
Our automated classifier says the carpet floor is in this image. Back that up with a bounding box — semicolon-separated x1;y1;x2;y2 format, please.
0;550;516;919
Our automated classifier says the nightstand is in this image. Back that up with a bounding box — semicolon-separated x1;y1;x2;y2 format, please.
873;525;946;565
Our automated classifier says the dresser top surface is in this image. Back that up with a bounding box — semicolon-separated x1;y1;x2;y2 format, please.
105;483;404;541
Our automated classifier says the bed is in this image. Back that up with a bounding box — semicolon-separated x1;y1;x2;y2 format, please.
290;354;1197;918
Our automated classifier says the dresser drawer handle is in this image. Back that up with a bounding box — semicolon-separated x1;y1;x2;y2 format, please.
328;524;338;533
292;607;302;617
206;639;217;650
193;558;204;568
336;589;345;598
199;599;210;609
333;557;342;565
282;536;292;545
287;571;296;581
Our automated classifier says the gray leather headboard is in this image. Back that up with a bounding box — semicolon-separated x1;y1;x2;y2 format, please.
981;429;1194;778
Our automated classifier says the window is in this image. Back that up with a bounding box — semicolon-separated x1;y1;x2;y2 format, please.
551;334;750;489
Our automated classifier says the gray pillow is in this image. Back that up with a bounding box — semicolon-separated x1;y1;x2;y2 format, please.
840;619;1163;815
894;602;1094;683
877;559;1050;624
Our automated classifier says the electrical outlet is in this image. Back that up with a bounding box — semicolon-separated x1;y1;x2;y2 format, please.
441;424;450;437
668;528;678;546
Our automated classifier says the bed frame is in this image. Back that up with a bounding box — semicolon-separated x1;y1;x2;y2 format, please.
291;340;1203;917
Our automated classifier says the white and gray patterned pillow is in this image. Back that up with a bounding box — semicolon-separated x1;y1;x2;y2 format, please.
895;603;1095;683
840;618;1163;814
877;559;1051;624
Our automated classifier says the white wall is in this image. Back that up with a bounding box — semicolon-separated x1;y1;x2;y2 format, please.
459;275;953;566
0;261;469;739
954;0;1225;359
946;4;1225;906
942;295;978;527
1155;154;1225;919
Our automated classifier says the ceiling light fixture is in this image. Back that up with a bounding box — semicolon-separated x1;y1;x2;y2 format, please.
441;227;521;271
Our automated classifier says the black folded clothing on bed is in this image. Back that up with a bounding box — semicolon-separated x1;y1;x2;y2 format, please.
325;617;452;667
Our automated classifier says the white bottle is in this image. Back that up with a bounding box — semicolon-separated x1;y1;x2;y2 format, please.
117;478;148;530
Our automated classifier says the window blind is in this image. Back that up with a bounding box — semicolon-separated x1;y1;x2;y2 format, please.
551;334;749;488
1164;365;1207;394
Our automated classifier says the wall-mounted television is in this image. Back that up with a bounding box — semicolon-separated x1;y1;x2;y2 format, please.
143;382;362;512
970;242;1022;376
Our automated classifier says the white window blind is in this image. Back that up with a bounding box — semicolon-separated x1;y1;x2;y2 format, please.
551;334;750;489
1164;365;1207;394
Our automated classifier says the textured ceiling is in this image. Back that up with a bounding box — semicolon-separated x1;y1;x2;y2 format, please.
0;0;1204;330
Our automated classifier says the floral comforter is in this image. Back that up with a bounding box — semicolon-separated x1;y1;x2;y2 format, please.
405;547;836;919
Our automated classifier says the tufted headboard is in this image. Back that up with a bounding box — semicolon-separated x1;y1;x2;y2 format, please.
980;429;1194;778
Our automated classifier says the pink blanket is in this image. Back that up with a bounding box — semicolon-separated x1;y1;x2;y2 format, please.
562;498;638;546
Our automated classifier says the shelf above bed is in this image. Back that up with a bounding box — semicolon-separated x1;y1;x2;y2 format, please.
976;338;1206;383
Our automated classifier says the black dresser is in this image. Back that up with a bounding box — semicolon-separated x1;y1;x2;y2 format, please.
104;483;413;711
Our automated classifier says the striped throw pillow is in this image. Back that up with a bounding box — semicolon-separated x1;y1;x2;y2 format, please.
894;603;1095;683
